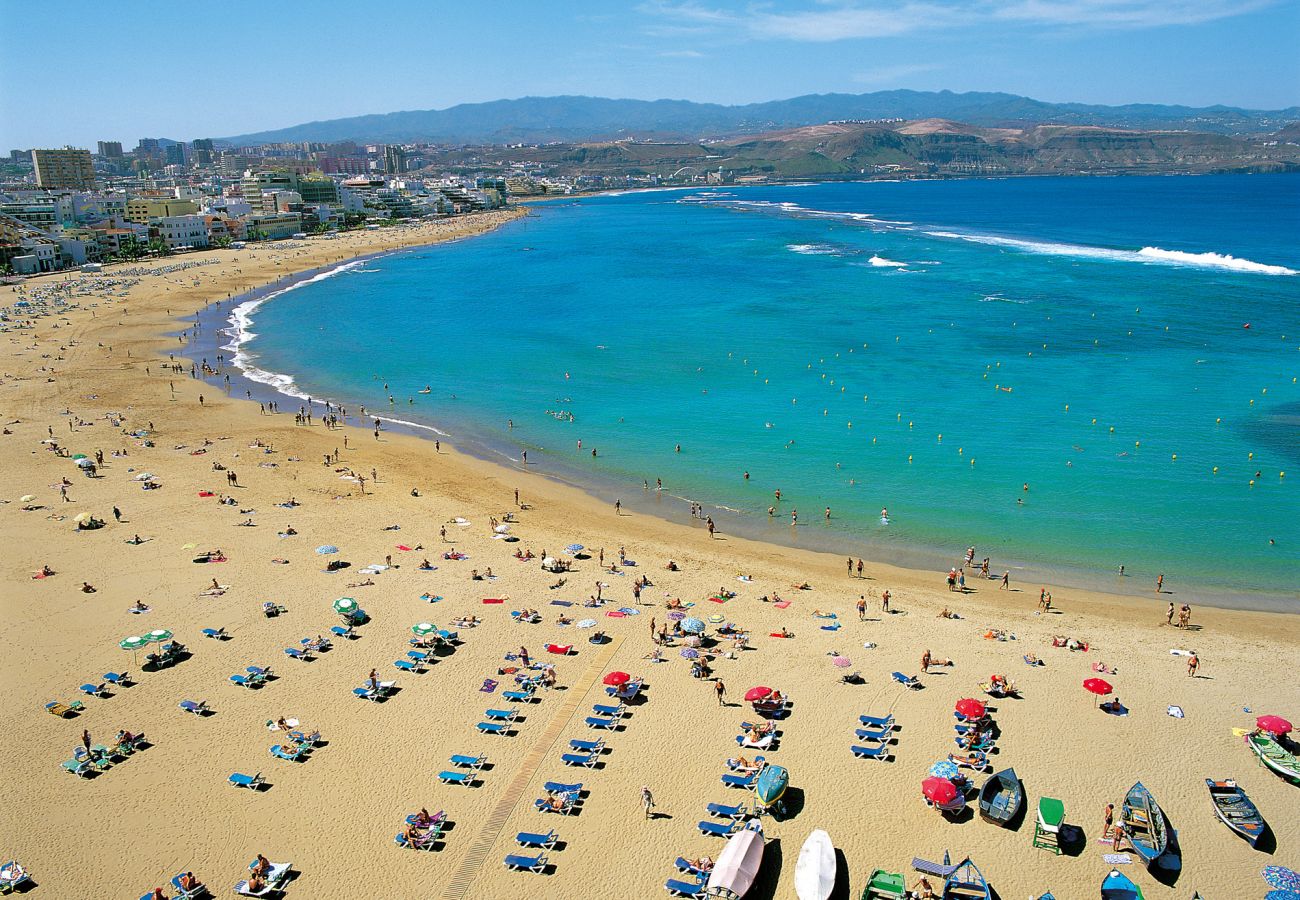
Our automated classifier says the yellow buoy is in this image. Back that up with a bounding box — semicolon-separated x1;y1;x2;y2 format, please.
908;455;913;463
1109;426;1115;433
908;422;914;428
937;434;943;442
1249;452;1254;459
970;458;975;466
1216;418;1221;424
1250;479;1256;486
1065;405;1069;411
1213;466;1219;473
958;447;963;455
1135;441;1141;447
1172;454;1177;460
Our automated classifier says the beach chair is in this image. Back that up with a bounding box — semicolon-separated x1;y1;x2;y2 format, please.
911;855;960;879
270;743;307;762
234;862;290;897
665;876;708;897
170;873;205;899
228;772;264;789
330;625;357;640
229;674;258;688
676;857;714;876
79;682;108;698
706;801;748;819
202;627;227;640
450;753;487;770
284;647;312;661
103;671;130;686
353;686;380;700
408;649;433;662
439;770;476;785
0;862;33;895
485;708;516;721
1033;797;1064;854
592;702;624;718
395;830;439;851
502;689;534;702
289;729;321;746
45;700;84;717
859;713;895;728
892;672;921;689
569;738;604;753
544;781;582;794
61;758;92;777
851;743;891;760
516;830;558;849
585;715;617;730
698;819;739;837
503;853;547;873
561;752;598;768
856;727;891;742
393;659;422;673
721;772;757;789
478;721;509;735
534;797;576;815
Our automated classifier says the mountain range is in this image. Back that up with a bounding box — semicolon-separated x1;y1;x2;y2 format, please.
220;91;1300;146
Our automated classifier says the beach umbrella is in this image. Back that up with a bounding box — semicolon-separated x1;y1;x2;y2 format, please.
315;544;339;555
603;671;631;687
708;614;725;623
120;634;148;664
133;472;154;481
681;648;699;659
494;524;510;534
146;629;173;644
1256;715;1293;735
955;698;986;719
576;619;597;628
541;557;558;569
1263;891;1300;900
922;777;958;805
832;656;852;668
333;597;357;614
929;759;960;780
744;686;773;702
20;495;36;503
71;453;87;460
566;543;584;553
75;457;94;468
681;617;705;634
1264;868;1300;892
73;512;93;523
1084;677;1113;706
667;611;686;621
683;636;702;648
411;623;436;637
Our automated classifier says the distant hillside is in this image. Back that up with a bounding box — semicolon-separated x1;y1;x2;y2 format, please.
219;91;1300;146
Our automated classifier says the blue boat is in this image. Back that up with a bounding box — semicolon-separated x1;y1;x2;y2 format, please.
754;765;788;814
1121;782;1168;865
942;857;989;900
1100;868;1145;900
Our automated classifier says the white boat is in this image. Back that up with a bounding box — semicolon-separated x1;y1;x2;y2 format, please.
706;821;764;898
794;829;835;900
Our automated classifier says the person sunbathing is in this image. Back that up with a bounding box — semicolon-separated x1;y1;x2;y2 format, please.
666;598;684;609
688;856;714;873
556;614;572;625
1100;696;1123;713
251;855;270;878
665;560;679;571
541;795;568;812
1023;653;1041;665
177;872;199;892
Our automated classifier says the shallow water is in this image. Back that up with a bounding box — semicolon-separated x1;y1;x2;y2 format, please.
230;176;1300;601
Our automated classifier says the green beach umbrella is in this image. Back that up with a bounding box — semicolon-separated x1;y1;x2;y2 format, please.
333;597;357;614
146;629;173;643
412;622;436;637
120;634;148;665
71;453;87;460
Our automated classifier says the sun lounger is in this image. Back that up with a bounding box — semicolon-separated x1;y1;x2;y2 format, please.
393;659;422;672
103;672;130;686
485;708;516;721
666;877;708;897
284;647;311;661
79;683;108;698
721;772;757;788
0;861;33;894
503;690;533;702
516;830;557;849
229;674;258;688
698;819;740;837
859;713;894;728
569;738;604;753
592;703;624;717
707;801;748;819
228;772;264;789
270;743;306;762
394;830;439;851
911;856;960;878
450;753;486;769
202;627;227;640
439;769;476;785
329;625;357;639
234;862;290;896
503;853;547;873
562;752;598;768
856;727;891;742
353;686;380;700
585;716;617;729
892;672;921;689
478;721;510;735
675;857;713;876
534;797;577;815
61;758;92;777
544;781;582;794
45;700;84;717
170;872;205;899
852;743;890;760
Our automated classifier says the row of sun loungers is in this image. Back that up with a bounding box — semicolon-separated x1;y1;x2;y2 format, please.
851;710;896;760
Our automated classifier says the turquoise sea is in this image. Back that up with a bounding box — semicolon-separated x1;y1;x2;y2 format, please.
226;176;1300;607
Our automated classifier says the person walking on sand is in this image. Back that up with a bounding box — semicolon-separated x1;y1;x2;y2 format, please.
641;785;656;819
847;557;853;576
82;729;91;753
1000;571;1009;590
1101;803;1115;839
857;558;864;578
715;679;726;705
921;649;931;674
1165;602;1175;626
857;596;866;621
881;590;891;613
1156;573;1164;593
113;506;122;522
615;499;621;515
1187;652;1199;677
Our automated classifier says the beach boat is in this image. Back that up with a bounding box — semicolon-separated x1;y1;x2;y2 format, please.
753;765;789;814
977;768;1023;826
1204;778;1265;847
794;829;835;900
861;869;906;899
1100;868;1145;900
943;857;989;900
1121;782;1168;865
1246;732;1300;783
705;821;764;898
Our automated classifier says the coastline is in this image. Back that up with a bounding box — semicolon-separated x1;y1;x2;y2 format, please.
5;207;1298;899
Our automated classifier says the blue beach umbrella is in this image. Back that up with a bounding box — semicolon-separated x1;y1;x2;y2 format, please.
929;759;960;780
1264;868;1300;893
576;619;597;628
667;611;686;621
681;617;705;634
680;648;699;659
1264;892;1300;900
315;545;339;555
565;544;584;553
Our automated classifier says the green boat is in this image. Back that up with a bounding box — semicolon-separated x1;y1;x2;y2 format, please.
1246;732;1300;784
754;764;789;814
861;869;906;899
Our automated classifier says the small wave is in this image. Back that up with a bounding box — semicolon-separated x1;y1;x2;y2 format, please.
1136;247;1297;276
787;243;840;256
868;255;907;268
979;294;1029;304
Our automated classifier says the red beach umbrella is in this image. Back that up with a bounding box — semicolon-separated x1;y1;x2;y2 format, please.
955;698;986;719
922;776;958;805
1256;715;1293;735
603;671;631;687
744;686;773;702
1083;677;1113;706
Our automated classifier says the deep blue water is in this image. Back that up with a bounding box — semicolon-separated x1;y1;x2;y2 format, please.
230;175;1300;603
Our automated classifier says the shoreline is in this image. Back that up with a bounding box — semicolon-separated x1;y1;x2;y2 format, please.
195;210;1295;613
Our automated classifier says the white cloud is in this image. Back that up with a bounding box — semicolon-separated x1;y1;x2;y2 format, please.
659;48;708;57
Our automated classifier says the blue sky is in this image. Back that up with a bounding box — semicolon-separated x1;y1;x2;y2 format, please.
1;0;1296;148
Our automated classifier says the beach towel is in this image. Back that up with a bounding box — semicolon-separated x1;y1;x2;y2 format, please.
396;544;412;551
1167;705;1184;718
708;597;728;604
550;600;573;607
482;598;505;604
420;594;442;603
618;607;639;616
480;679;498;693
1102;854;1133;865
769;632;791;638
198;491;214;497
820;624;841;631
773;601;791;609
607;611;626;618
1232;727;1250;737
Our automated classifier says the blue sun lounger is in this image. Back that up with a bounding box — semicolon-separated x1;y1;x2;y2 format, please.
562;752;598;768
103;671;130;686
592;703;624;717
721;772;757;788
503;689;534;702
485;708;516;721
675;857;713;876
852;743;890;760
585;716;617;729
79;683;108;697
202;627;227;640
330;625;357;639
285;647;311;661
270;743;306;762
859;713;894;728
450;753;486;769
393;659;422;673
353;686;380;700
706;801;748;819
170;872;205;899
228;772;264;789
892;672;921;689
516;830;558;849
61;758;92;777
439;770;475;785
477;720;509;735
856;727;891;742
665;876;707;897
569;738;604;753
698;819;739;837
230;674;258;688
179;699;208;715
503;853;547;873
408;650;432;662
543;780;582;794
535;797;577;815
394;831;437;851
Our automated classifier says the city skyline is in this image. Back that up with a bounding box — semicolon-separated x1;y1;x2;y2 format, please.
2;0;1297;148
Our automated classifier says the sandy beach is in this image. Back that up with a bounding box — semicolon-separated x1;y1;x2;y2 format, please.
2;214;1297;900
